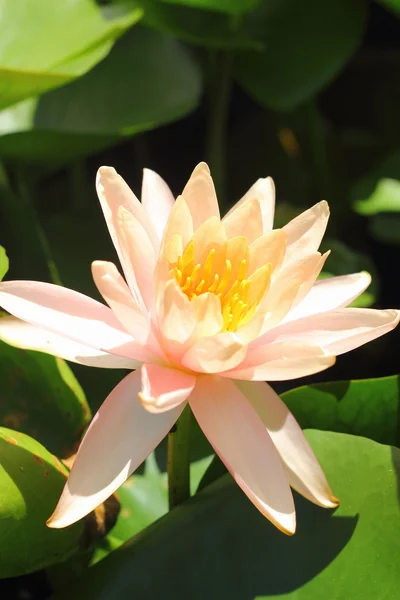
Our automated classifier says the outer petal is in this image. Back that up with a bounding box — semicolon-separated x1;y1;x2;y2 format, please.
261;308;400;355
141;168;175;240
139;364;195;413
225;177;275;232
189;376;295;534
0;281;144;360
282;201;329;266
182;332;247;374
47;370;183;528
283;272;372;323
224;341;335;381
0;317;138;369
91;261;150;345
222;198;263;243
181;162;220;230
236;381;339;508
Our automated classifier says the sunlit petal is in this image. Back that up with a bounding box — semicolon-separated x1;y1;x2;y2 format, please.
139;363;195;413
141;168;175;240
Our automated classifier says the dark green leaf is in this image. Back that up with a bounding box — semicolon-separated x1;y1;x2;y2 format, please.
0;332;91;457
377;0;400;17
0;246;8;281
235;0;366;111
282;375;400;447
156;0;261;16
352;152;400;216
369;214;400;245
51;431;400;599
0;427;83;578
0;0;141;109
0;26;202;166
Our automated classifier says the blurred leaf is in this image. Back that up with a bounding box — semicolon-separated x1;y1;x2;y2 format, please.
0;427;83;578
235;0;366;111
0;26;202;166
0;0;141;109
131;0;262;49
321;239;378;308
0;329;91;457
0;246;8;281
377;0;400;16
353;178;400;216
282;375;400;447
155;0;261;15
92;452;213;563
51;431;400;599
369;214;400;246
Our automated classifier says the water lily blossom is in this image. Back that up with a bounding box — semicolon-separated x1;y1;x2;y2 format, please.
0;163;398;535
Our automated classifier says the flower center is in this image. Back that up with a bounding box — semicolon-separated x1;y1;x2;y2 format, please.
173;240;270;332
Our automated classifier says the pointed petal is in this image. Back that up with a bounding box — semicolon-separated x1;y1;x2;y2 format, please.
189;376;295;534
92;261;150;345
191;216;226;264
263;308;400;355
182;331;247;374
222;197;263;243
284;272;372;323
282;201;329;266
225;341;335;381
236;381;339;508
156;279;196;357
139;364;195;413
249;229;287;275
160;195;194;254
182;163;220;230
116;207;156;309
47;370;183;528
0;317;138;369
0;281;141;359
141;168;175;240
225;177;275;232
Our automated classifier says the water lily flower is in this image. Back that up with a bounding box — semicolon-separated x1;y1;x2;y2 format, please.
0;163;398;535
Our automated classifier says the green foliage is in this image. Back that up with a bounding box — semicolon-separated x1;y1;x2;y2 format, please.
235;0;365;111
0;26;202;166
0;427;83;578
377;0;400;16
51;432;400;599
0;331;91;458
156;0;262;15
0;246;8;281
0;0;141;110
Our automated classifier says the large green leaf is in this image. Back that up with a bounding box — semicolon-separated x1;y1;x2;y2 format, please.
282;375;400;447
156;0;261;15
0;246;8;281
0;26;202;166
377;0;400;16
51;431;400;599
235;0;366;111
0;427;83;578
0;0;141;109
0;329;91;458
352;152;400;216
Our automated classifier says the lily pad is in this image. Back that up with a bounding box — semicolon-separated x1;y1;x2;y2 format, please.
0;246;8;281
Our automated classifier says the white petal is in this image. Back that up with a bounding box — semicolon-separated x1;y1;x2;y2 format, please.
141;168;175;240
282;201;329;266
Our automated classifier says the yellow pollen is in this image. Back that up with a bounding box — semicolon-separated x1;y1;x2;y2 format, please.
172;240;271;332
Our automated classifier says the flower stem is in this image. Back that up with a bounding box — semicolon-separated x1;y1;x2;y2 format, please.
167;404;192;510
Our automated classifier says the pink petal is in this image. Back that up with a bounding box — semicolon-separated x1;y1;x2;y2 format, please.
0;316;138;369
189;376;295;534
0;281;143;360
261;308;400;356
141;168;175;240
282;201;329;266
182;331;247;374
236;381;339;508
248;229;286;275
222;197;263;243
283;271;372;323
91;260;150;345
139;364;196;413
181;163;220;230
225;341;335;381
225;177;275;232
47;370;183;528
160;195;193;254
156;279;196;358
116;207;156;309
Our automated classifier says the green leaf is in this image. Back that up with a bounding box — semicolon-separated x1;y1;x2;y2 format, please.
235;0;366;111
0;427;84;578
282;375;400;447
51;431;400;599
0;333;91;458
369;214;400;246
0;246;8;281
155;0;261;15
0;0;141;109
377;0;400;17
0;26;202;166
134;0;262;49
353;178;400;216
